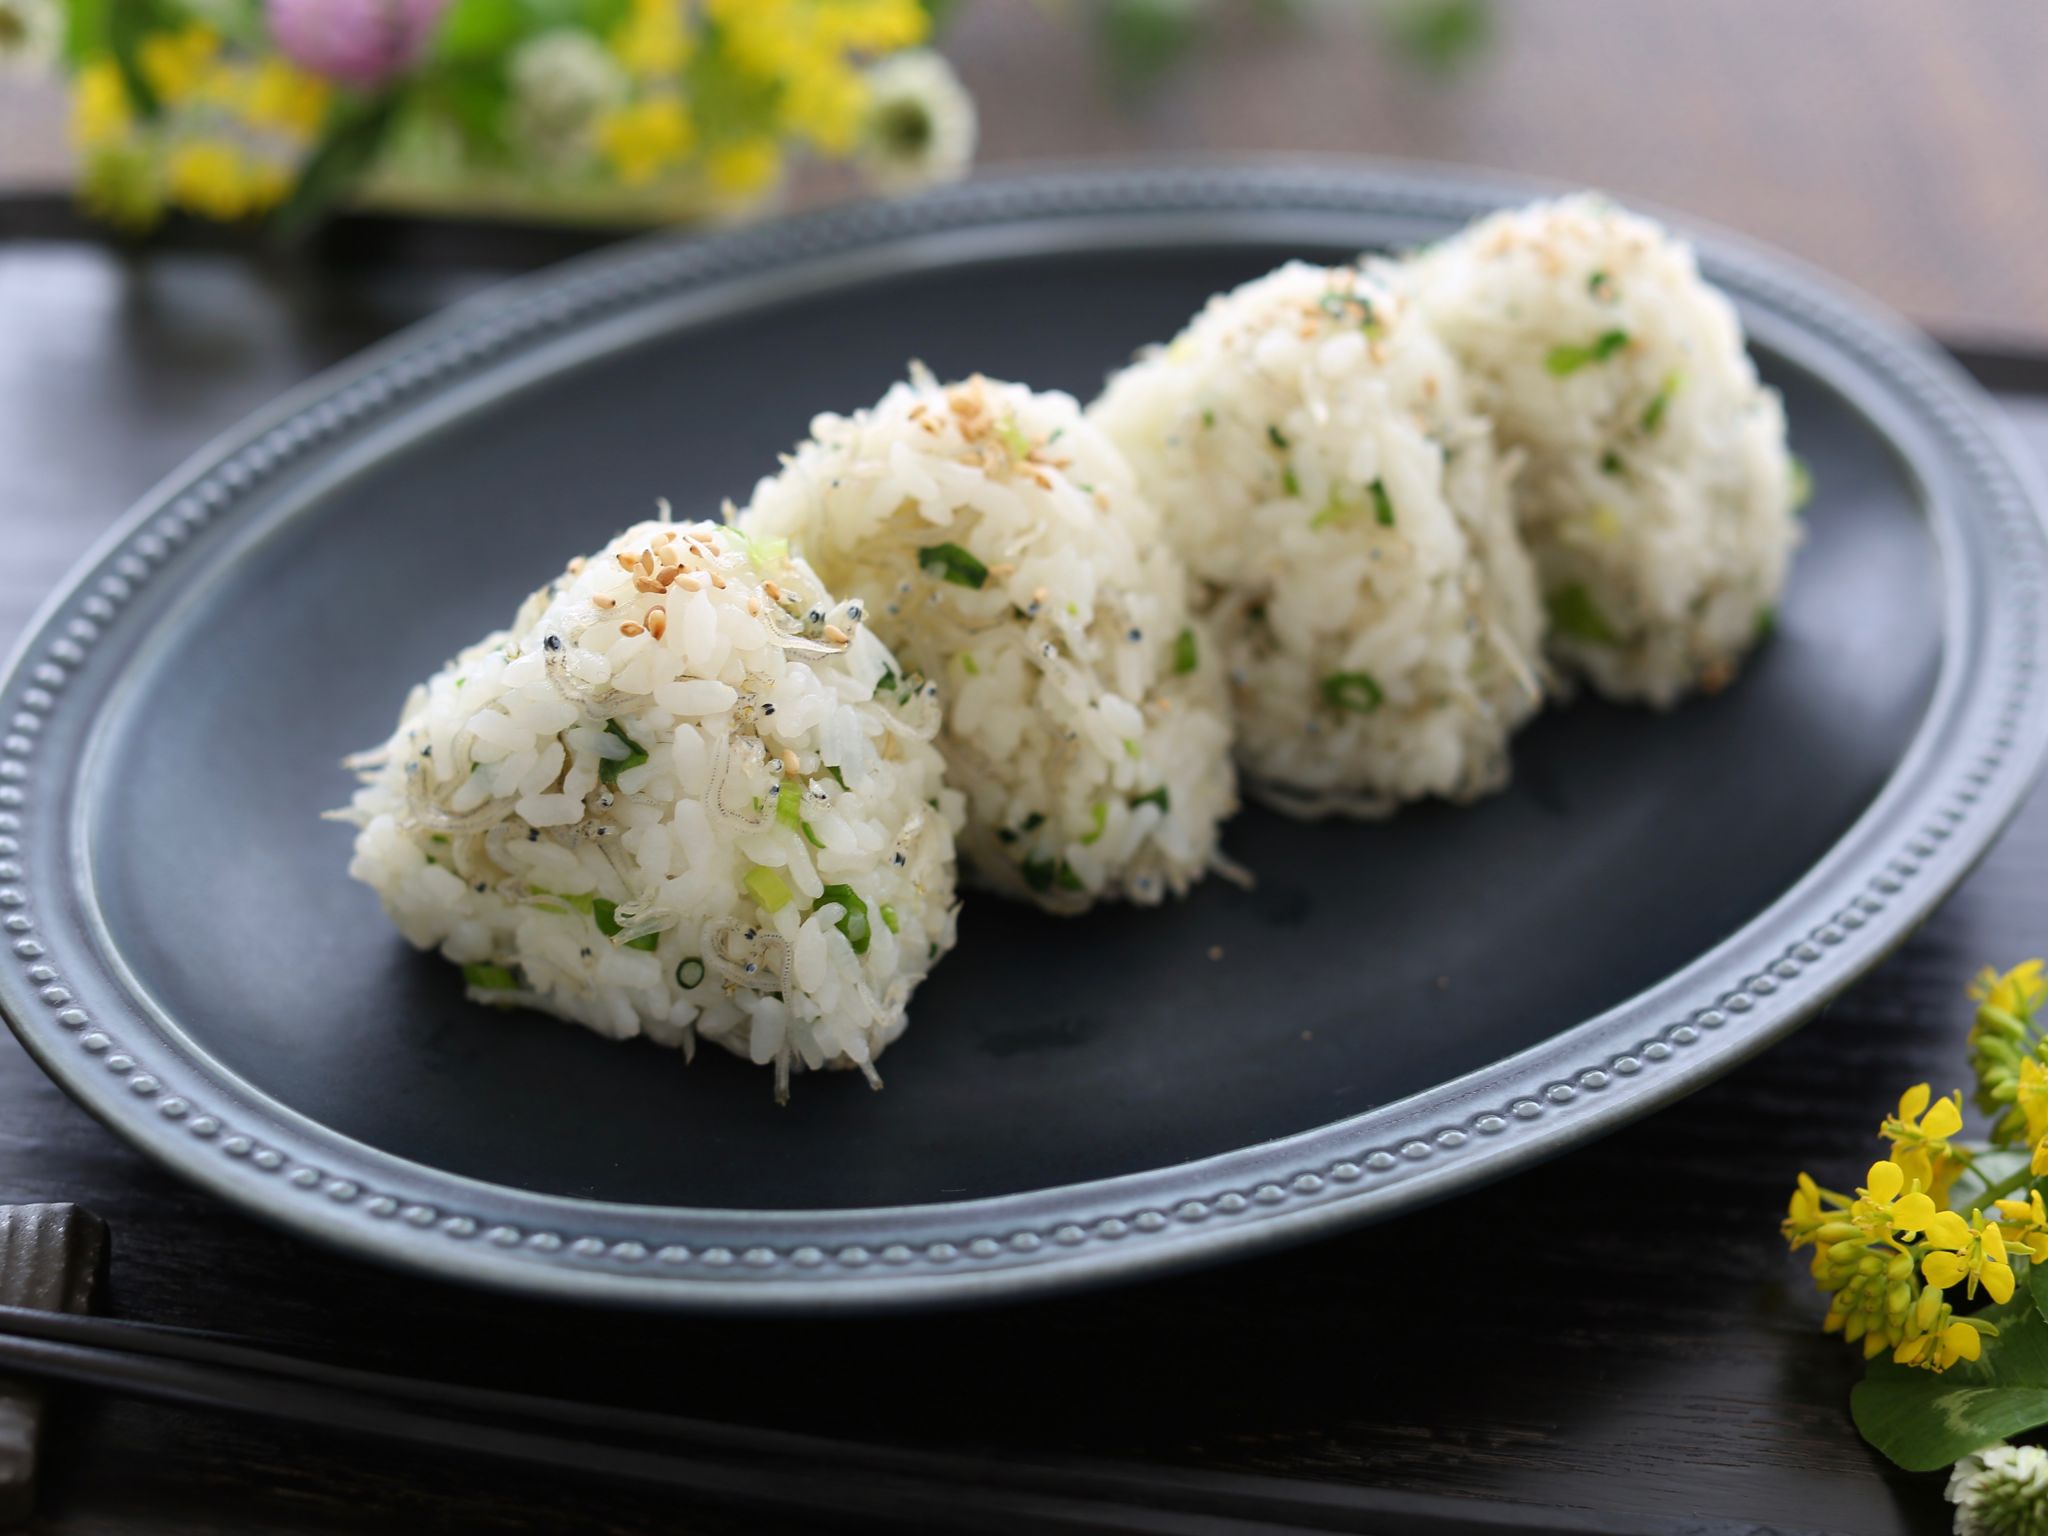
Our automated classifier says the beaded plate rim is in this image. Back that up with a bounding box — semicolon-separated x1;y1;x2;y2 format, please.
3;160;2045;1311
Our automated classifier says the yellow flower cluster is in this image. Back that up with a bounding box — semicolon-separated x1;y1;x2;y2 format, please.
66;22;331;229
592;0;929;191
1784;961;2048;1373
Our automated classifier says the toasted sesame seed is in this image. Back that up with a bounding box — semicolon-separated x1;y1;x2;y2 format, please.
710;573;726;589
747;595;761;616
640;549;657;575
592;593;617;609
620;622;644;637
566;556;586;574
634;576;663;594
675;572;704;592
656;565;680;586
763;582;782;601
615;552;638;572
823;623;850;646
781;748;800;777
646;606;666;639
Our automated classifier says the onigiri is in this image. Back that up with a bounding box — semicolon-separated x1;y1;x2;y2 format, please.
338;516;962;1098
739;369;1237;912
1403;194;1803;704
1091;262;1546;816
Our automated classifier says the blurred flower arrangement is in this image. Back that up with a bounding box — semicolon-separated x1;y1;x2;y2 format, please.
1782;962;2048;1530
11;0;974;234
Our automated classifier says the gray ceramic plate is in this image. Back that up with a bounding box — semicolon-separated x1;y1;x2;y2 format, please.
4;164;2046;1311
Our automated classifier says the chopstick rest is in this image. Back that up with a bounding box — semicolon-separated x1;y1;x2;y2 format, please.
0;1206;106;1525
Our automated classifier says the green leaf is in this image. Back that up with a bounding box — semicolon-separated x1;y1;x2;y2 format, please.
1546;329;1631;377
105;0;165;120
599;719;648;785
591;897;658;950
918;542;989;589
269;96;401;244
1852;1301;2048;1471
1369;478;1396;527
817;883;871;955
461;963;520;990
1546;583;1621;647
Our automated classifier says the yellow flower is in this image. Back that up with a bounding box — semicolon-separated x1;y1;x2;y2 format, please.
596;97;694;185
610;0;691;80
2016;1057;2048;1148
1894;1285;1985;1372
1993;1188;2048;1263
1849;1159;1940;1238
1882;1083;1969;1206
70;59;132;148
1922;1209;2017;1304
705;137;782;195
139;24;221;107
1973;960;2046;1021
165;140;286;222
242;57;332;141
706;0;926;154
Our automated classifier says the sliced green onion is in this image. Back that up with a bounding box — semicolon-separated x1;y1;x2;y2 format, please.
1123;739;1141;760
1201;408;1216;428
1588;269;1613;299
1132;786;1170;813
675;957;706;989
801;820;825;849
1546;328;1631;376
1267;424;1289;449
960;653;980;676
462;963;519;991
775;780;804;832
1021;811;1045;833
1172;627;1199;675
1321;671;1384;714
1056;862;1085;891
918;542;989;589
880;904;900;933
1546;583;1621;646
429;833;450;845
599;719;648;785
1081;802;1109;845
1281;467;1300;497
817;882;871;955
744;866;794;912
826;763;847;790
1600;450;1625;476
875;669;897;696
1369;477;1395;527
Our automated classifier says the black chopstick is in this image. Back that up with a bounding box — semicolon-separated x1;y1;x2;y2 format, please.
0;1305;1302;1534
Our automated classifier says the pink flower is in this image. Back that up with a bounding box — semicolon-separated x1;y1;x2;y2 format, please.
266;0;450;89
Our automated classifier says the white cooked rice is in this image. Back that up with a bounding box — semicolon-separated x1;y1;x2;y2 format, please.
1090;262;1546;816
738;369;1237;912
1401;194;1802;705
337;517;961;1099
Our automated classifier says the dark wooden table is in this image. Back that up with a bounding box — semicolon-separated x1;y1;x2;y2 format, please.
2;205;2043;1536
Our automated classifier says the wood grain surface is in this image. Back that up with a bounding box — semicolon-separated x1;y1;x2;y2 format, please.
1;221;2044;1534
